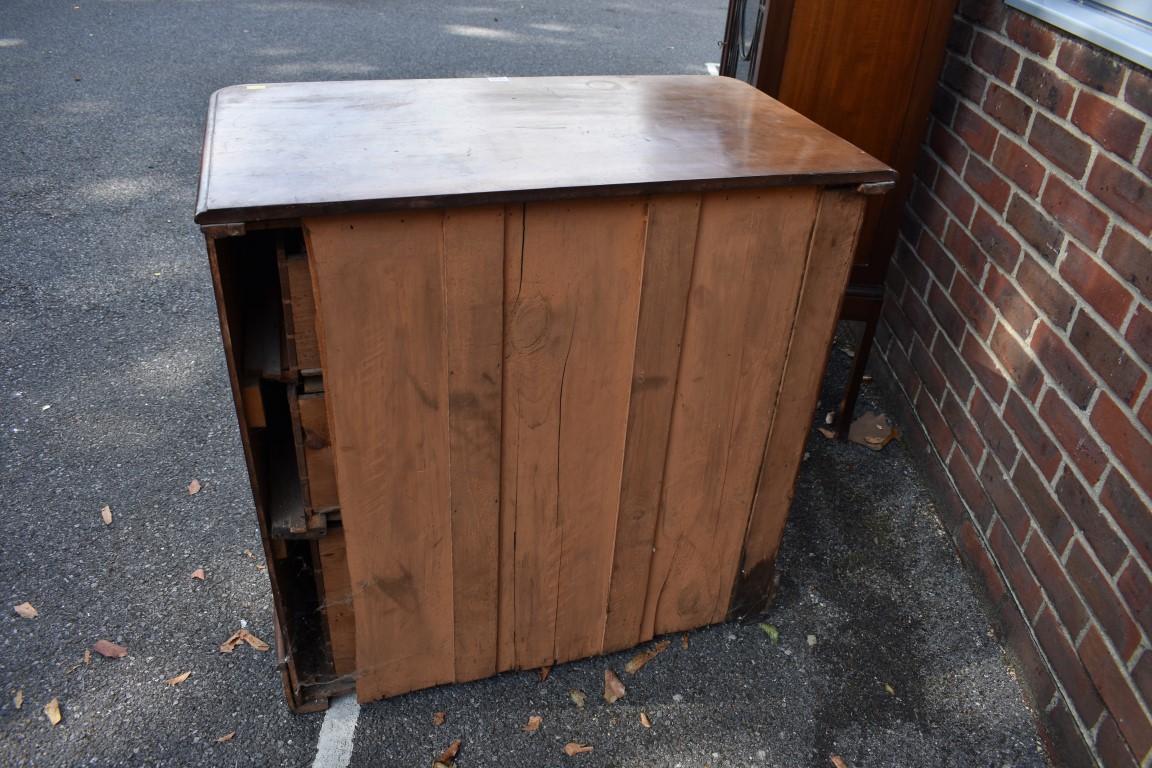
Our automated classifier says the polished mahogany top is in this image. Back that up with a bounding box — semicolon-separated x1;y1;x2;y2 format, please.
195;75;894;224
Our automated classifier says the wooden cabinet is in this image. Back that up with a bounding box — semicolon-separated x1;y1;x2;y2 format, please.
196;75;894;709
722;0;959;431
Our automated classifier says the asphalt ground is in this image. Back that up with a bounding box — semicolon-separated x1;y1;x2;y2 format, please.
1;2;1050;766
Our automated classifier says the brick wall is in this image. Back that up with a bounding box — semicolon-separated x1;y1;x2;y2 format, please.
873;0;1152;765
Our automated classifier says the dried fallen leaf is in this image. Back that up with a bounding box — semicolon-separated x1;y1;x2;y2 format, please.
13;602;38;619
100;505;112;525
523;715;543;732
564;742;593;756
14;690;23;709
817;427;837;439
824;411;835;425
255;563;266;571
219;629;269;653
681;634;689;650
847;411;896;451
640;712;652;729
884;684;895;695
758;623;780;645
92;640;127;658
83;650;90;666
216;731;235;743
44;698;62;726
624;639;670;674
603;669;626;703
830;756;849;768
538;664;551;682
165;671;191;686
807;634;817;647
432;711;446;726
435;739;461;765
190;568;206;581
188;479;202;495
569;689;586;709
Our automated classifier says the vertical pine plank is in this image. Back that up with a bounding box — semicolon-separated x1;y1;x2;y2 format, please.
730;188;866;617
641;188;820;637
304;211;455;702
601;193;701;653
442;206;505;682
503;197;646;669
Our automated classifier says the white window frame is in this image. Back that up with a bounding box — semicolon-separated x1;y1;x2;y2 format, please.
1006;0;1152;70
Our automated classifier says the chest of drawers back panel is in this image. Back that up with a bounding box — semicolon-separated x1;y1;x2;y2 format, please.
197;76;892;709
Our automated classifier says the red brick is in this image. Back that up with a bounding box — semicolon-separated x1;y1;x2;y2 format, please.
1117;562;1152;640
1132;306;1152;368
1029;112;1092;179
984;81;1033;135
892;237;930;296
1026;533;1089;634
1058;470;1127;577
1006;11;1058;57
1141;392;1152;436
944;219;986;280
883;294;916;353
1041;175;1110;251
958;519;1007;604
883;325;922;402
1123;68;1152;117
1039;390;1108;486
929;121;969;174
960;0;1008;32
1071;90;1146;162
949;448;994;530
1096;714;1141;768
935;169;977;227
964;331;1009;403
953;272;997;340
916;383;955;459
942;386;983;461
1070;312;1146;406
1015;57;1075;118
1006;193;1063;263
969;206;1022;273
1004;390;1061;478
911;335;948;404
1134;651;1152;708
948;16;975;56
1016;256;1075;330
1100;469;1152;568
1034;605;1106;728
1057;39;1125;96
981;456;1031;543
901;284;937;346
1087;154;1152;235
955;102;999;159
944;54;989;104
1102;227;1152;302
932;86;958;126
1067;541;1143;659
1042;697;1100;768
964;155;1012;213
989;322;1043;400
918;231;957;288
935;333;976;399
1030;322;1097;409
984;266;1037;337
1079;626;1152;758
992;135;1045;198
911;181;950;241
971;386;1019;469
1140;140;1152;178
1060;242;1133;330
972;30;1020;83
915;148;941;190
1092;395;1152;499
927;282;967;347
989;517;1044;617
1015;458;1074;552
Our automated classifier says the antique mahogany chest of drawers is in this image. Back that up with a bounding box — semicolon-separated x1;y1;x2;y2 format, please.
195;75;893;710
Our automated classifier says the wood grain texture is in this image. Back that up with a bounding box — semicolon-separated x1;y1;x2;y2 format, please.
297;394;338;513
641;188;819;637
317;529;356;678
285;254;321;372
304;211;456;702
731;188;866;616
442;206;505;682
196;76;893;225
502;198;646;669
601;194;700;653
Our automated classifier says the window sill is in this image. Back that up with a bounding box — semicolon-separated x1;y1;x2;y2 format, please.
1006;0;1152;70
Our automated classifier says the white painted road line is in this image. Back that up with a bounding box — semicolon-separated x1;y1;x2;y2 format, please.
312;694;361;768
